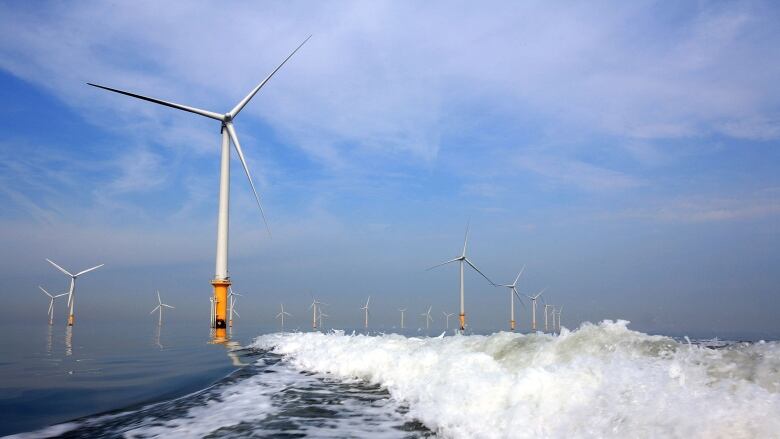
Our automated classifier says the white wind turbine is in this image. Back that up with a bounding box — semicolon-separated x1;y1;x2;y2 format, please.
544;304;552;332
38;286;68;325
318;309;329;330
398;307;407;329
228;287;242;328
309;296;327;329
525;288;546;332
275;303;292;331
46;259;104;326
427;224;494;331
360;296;371;329
420;306;434;330
88;36;311;329
442;311;455;330
496;266;525;331
150;290;175;325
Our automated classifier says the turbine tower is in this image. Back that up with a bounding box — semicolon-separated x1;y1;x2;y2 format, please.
497;266;525;331
150;290;175;325
38;286;67;325
309;297;326;329
420;306;434;330
227;287;242;328
361;296;371;329
398;307;407;329
544;304;552;332
556;305;563;333
275;303;292;331
442;311;455;330
46;259;104;326
427;224;494;332
88;37;310;331
525;289;546;332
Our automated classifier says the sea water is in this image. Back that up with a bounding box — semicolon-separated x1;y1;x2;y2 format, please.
5;320;780;438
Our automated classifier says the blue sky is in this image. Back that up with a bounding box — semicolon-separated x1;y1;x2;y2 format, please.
1;1;778;337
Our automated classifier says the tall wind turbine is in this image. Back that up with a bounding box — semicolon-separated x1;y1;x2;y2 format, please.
420;306;434;330
398;307;407;329
275;303;292;331
309;297;326;329
88;36;311;330
38;286;67;325
544;304;552;332
228;287;242;328
318;309;329;330
150;290;175;325
497;267;525;331
360;296;371;329
442;311;455;330
525;288;546;332
46;259;104;326
427;224;494;331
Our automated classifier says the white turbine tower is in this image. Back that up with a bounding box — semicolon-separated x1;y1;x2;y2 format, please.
361;296;371;329
46;259;104;326
150;290;175;325
525;288;546;332
88;36;311;330
420;306;434;330
427;224;494;331
442;311;455;330
309;297;327;329
556;305;563;333
497;266;525;331
398;307;407;329
38;286;67;325
228;287;242;328
544;304;552;332
275;303;292;331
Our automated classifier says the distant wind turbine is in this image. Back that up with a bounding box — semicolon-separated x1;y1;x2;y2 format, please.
38;286;67;325
318;309;329;330
427;224;494;331
497;266;525;331
46;259;104;326
309;296;327;329
228;287;242;328
556;306;563;333
88;36;311;330
398;307;407;329
150;290;174;325
544;304;552;332
525;288;546;332
420;306;434;330
361;296;371;329
275;303;292;332
442;311;455;330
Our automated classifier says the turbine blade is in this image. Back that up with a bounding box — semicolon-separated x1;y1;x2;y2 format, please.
233;310;240;318
163;304;174;309
87;83;224;120
46;259;73;277
228;35;312;119
465;258;494;285
157;290;162;305
75;264;104;277
39;286;53;298
514;266;526;285
150;305;160;314
48;301;54;315
426;257;461;271
225;122;271;236
54;293;69;298
462;222;470;256
366;296;371;307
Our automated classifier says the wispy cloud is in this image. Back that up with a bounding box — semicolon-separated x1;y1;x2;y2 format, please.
515;154;644;192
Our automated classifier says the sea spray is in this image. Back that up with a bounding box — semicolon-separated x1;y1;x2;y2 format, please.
253;320;780;439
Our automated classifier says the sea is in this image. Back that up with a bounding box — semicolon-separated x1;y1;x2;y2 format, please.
2;320;779;438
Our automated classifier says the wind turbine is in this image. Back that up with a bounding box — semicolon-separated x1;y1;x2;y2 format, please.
427;224;494;331
398;307;407;329
556;306;563;333
318;308;329;330
420;306;434;330
38;286;67;325
544;304;552;332
360;296;371;329
442;311;455;330
309;296;326;329
46;259;104;326
88;36;311;330
228;287;242;328
150;290;175;325
525;288;546;332
496;266;525;331
275;303;292;331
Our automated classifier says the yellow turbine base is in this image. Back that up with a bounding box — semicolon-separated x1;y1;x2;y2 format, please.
459;313;465;331
510;320;515;331
211;279;231;329
67;314;74;326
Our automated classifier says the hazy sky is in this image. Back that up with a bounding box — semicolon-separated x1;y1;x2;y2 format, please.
1;1;778;337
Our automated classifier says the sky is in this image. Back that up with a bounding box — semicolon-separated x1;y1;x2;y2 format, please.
0;1;778;338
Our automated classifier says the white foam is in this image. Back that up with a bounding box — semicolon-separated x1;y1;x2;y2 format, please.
253;321;780;439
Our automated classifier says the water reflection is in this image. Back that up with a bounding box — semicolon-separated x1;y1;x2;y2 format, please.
64;326;73;356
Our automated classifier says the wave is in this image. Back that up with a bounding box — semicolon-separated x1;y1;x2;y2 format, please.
253;320;780;439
